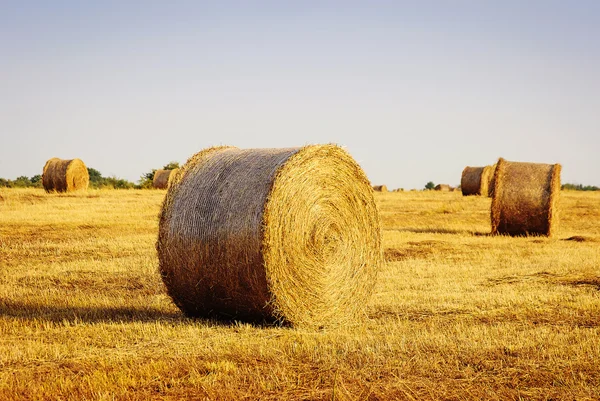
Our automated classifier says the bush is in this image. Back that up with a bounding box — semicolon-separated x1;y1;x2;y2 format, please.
562;183;599;191
138;169;157;189
0;178;13;188
100;177;135;190
424;181;435;190
86;167;135;189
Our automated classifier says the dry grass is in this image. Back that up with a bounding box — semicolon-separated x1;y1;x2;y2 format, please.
1;187;599;400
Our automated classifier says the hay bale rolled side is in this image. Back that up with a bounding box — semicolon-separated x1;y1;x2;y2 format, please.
461;166;484;196
157;145;382;327
153;169;179;189
373;185;388;192
490;158;561;237
461;165;495;196
42;158;89;193
434;184;451;191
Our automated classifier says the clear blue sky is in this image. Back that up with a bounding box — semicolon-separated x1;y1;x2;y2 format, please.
1;1;598;189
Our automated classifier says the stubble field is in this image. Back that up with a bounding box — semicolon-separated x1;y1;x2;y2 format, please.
0;188;598;400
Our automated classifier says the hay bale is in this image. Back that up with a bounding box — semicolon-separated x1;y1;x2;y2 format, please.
490;158;561;237
461;165;494;196
373;185;388;192
486;164;497;197
153;169;179;189
157;145;382;327
42;158;89;192
434;184;451;191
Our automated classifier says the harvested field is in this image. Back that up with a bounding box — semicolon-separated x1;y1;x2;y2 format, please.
0;188;599;400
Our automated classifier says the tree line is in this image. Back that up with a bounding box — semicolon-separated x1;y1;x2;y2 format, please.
0;162;179;189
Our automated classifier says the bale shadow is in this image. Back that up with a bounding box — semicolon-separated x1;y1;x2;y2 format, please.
0;300;287;328
389;227;488;236
369;307;469;321
0;300;185;324
560;277;600;291
562;235;597;243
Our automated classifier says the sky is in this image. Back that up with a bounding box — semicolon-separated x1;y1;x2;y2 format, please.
1;1;599;189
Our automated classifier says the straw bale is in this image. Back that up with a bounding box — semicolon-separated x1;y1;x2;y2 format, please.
434;184;451;191
373;185;388;192
153;169;179;189
490;158;561;237
157;145;382;327
461;165;495;196
486;164;497;197
42;158;89;192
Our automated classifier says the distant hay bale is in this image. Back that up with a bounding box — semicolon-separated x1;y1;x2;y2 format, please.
461;165;495;196
42;158;89;193
157;145;382;327
491;158;561;237
434;184;451;191
373;185;388;192
153;169;179;189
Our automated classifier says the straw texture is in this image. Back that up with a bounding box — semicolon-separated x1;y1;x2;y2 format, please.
157;145;381;327
461;165;494;196
153;169;178;189
491;158;561;237
42;158;89;193
373;185;388;192
434;184;451;192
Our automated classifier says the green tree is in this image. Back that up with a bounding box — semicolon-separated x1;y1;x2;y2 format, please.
102;176;135;189
0;178;13;188
30;174;43;188
138;169;157;189
162;161;180;170
425;181;435;190
13;176;32;188
87;168;103;186
562;183;599;191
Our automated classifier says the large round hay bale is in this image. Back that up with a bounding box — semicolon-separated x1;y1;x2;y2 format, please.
153;169;179;189
42;158;89;193
434;184;451;191
486;164;497;197
157;145;382;327
461;165;494;196
373;185;388;192
490;158;561;237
